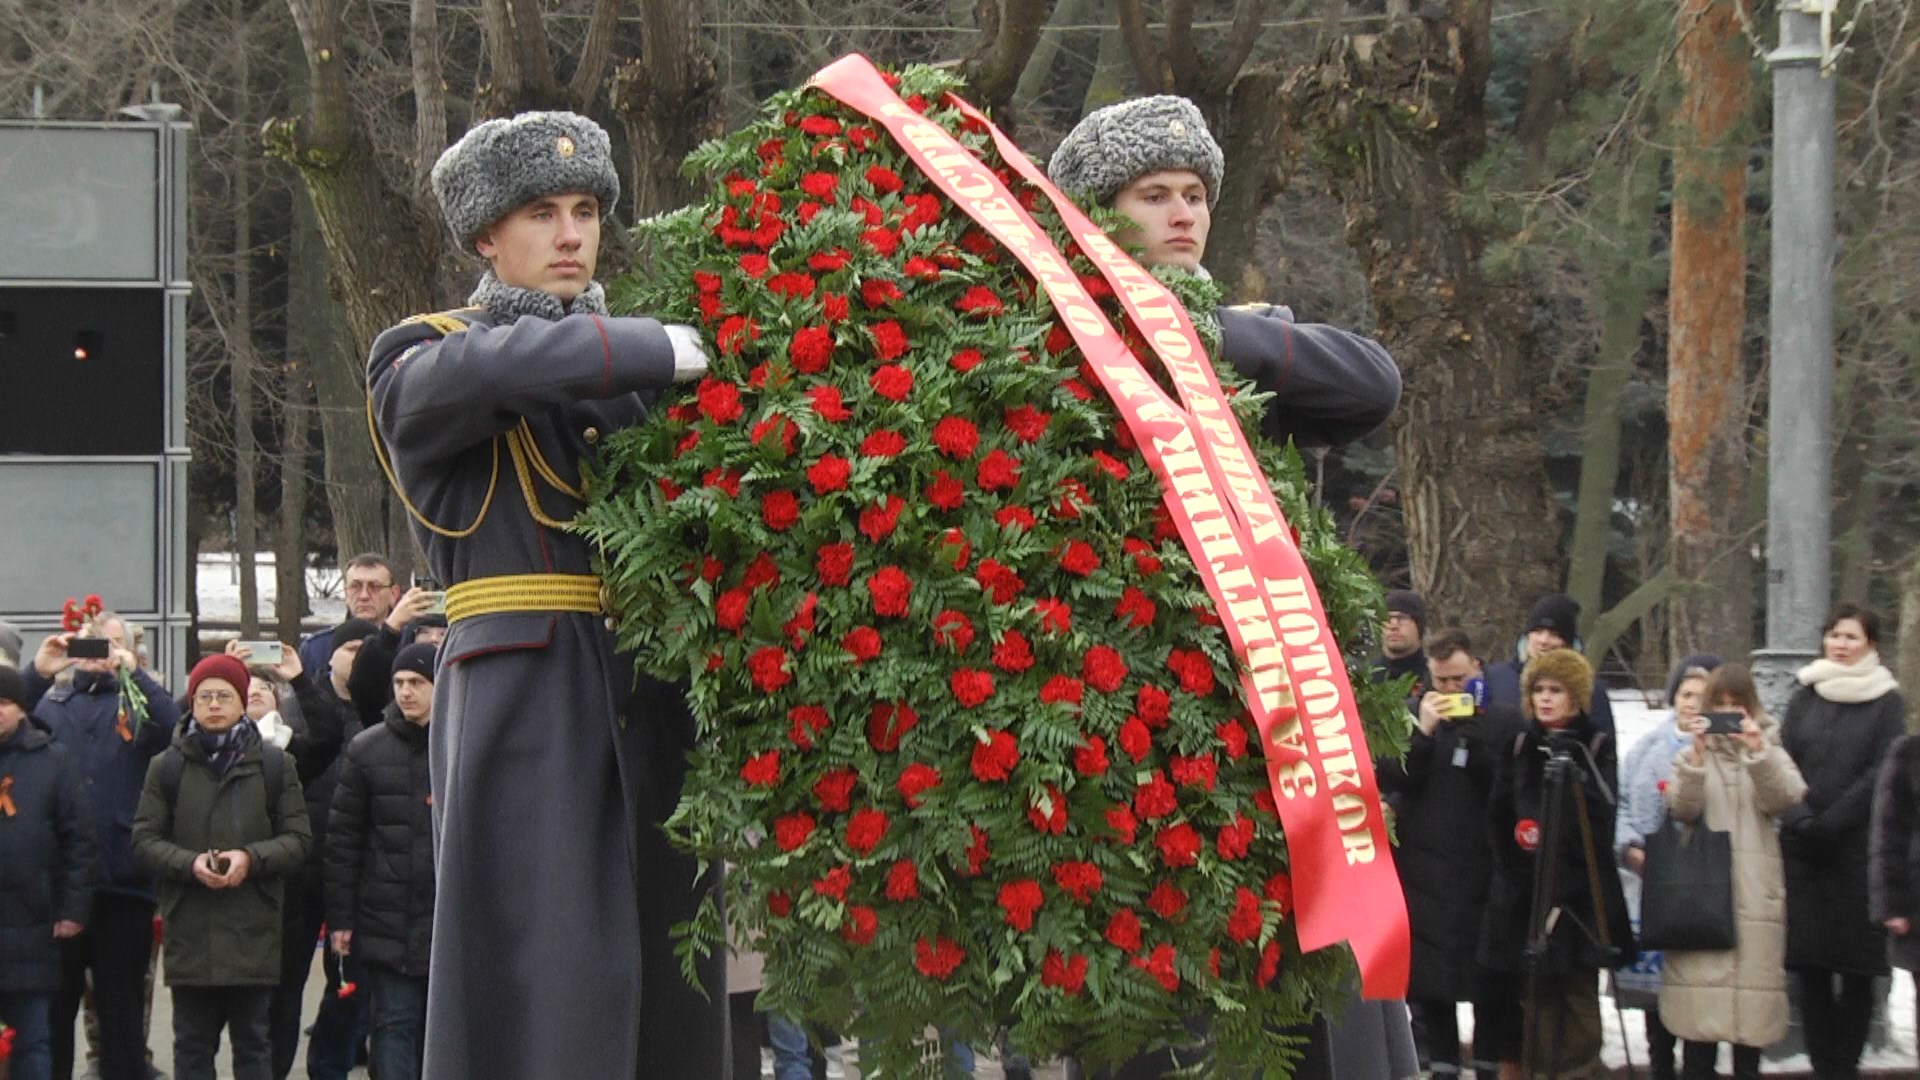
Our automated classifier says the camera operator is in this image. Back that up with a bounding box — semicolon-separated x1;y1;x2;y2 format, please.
1479;648;1632;1079
1378;629;1521;1077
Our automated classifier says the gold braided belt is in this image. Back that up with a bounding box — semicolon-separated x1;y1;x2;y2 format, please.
444;573;605;624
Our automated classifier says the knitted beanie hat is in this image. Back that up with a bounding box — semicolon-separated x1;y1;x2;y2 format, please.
188;654;251;703
391;643;439;683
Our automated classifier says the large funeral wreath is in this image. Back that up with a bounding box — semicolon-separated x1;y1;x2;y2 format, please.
580;63;1409;1075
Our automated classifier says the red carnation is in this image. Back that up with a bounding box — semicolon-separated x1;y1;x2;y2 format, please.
931;416;980;459
807;454;851;495
865;164;904;194
787;705;830;750
1155;823;1203;869
903;255;941;281
851;197;883;225
861;227;901;257
1027;786;1066;835
1041;950;1088;995
954;286;1004;317
761;490;800;532
842;905;878;947
1060;541;1101;577
870;319;908;360
715;587;750;633
964;824;991;876
790;325;833;373
767;890;792;917
950;669;995;709
926;470;965;511
696;379;743;425
813;769;858;813
1117;717;1153;764
990;630;1034;674
866;566;913;618
1105;909;1143;953
815;543;854;587
693;270;722;294
1134;943;1180;992
1073;735;1110;778
800;172;838;199
767;271;816;300
1218;814;1257;861
1265;872;1295;917
913;936;966;981
1052;862;1102;905
1146;882;1188;920
932;610;975;653
994;506;1035;533
858;495;905;542
847;808;890;856
843;627;882;663
1170;755;1218;792
1039;676;1084;707
870;364;913;402
1167;649;1216;696
750;415;798;456
1105;805;1139;845
959;228;997;255
1125;538;1164;575
867;701;917;752
822;293;850;321
738;253;769;278
1003;405;1050;443
747;647;791;693
950;348;983;373
742;552;780;590
1082;645;1128;693
1227;887;1264;944
813;864;850;901
896;763;941;808
1137;685;1172;728
997;879;1044;932
798;115;841;136
941;528;971;570
860;278;903;308
1115;587;1157;629
977;449;1021;491
783;592;817;650
740;750;780;788
807;385;850;422
885;860;919;901
860;430;907;458
1034;597;1071;634
974;559;1024;605
774;812;815;851
1092;450;1131;480
1054;477;1090;520
970;730;1019;782
796;201;824;225
1259;940;1283;986
1218;719;1250;760
1134;771;1177;820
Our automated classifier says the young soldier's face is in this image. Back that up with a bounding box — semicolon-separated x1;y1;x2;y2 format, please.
475;192;602;302
1111;170;1211;272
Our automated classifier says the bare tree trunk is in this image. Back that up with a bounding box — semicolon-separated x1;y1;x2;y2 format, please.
1667;0;1754;660
275;373;311;643
232;0;261;637
1082;26;1131;112
958;0;1049;119
611;1;724;218
1283;5;1561;651
1013;0;1100;108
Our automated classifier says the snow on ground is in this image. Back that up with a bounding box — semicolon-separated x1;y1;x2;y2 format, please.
199;557;1917;1071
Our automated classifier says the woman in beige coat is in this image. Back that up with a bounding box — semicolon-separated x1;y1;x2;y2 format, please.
1658;663;1807;1079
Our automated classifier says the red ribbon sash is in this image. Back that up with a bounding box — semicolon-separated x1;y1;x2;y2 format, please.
810;55;1408;999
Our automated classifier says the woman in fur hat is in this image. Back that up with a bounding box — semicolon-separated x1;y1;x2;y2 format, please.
1779;603;1906;1078
1479;648;1632;1080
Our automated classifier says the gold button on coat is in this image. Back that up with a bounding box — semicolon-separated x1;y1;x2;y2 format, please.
583;426;600;444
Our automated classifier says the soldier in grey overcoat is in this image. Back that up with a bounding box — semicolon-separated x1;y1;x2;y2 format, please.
366;112;725;1079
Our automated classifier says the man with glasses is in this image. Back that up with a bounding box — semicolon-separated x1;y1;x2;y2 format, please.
297;556;404;680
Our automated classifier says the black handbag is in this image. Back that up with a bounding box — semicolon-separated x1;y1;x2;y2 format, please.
1638;818;1736;951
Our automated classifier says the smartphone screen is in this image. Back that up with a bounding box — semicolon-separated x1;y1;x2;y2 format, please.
236;641;283;667
1702;710;1744;736
68;637;111;659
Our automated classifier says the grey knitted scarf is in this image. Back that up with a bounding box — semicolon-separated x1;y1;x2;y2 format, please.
469;271;609;324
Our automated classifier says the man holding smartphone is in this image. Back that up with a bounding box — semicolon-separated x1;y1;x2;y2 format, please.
1378;630;1524;1078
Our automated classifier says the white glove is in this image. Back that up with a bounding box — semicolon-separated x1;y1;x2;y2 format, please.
665;324;712;384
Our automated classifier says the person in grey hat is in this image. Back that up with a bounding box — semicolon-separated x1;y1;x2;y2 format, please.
366;110;725;1079
1049;96;1401;450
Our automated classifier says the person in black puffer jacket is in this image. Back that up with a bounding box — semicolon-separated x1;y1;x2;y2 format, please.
0;664;96;1080
1480;648;1633;1080
326;644;437;1080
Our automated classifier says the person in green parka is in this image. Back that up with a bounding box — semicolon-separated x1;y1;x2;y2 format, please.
132;654;310;1080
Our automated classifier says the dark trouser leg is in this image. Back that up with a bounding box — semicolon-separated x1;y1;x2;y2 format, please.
1829;972;1875;1077
1729;1043;1761;1080
1798;967;1840;1076
1414;998;1461;1073
305;949;368;1080
1646;1006;1679;1079
365;964;429;1080
271;887;324;1080
1679;1040;1719;1078
52;925;90;1080
727;992;764;1080
91;895;158;1080
228;986;277;1080
171;987;226;1080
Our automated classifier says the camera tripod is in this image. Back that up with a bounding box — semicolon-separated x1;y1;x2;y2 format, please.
1519;740;1623;1080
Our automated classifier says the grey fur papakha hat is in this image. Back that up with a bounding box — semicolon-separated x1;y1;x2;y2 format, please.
1047;96;1224;208
431;111;621;252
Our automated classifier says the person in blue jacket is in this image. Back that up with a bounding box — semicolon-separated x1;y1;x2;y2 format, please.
1483;593;1615;738
23;615;179;1080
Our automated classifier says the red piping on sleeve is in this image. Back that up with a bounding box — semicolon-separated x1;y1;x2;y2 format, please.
1276;322;1296;391
591;315;613;395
